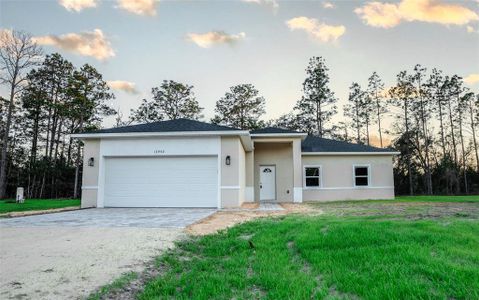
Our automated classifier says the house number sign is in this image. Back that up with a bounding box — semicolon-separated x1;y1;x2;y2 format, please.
154;149;165;154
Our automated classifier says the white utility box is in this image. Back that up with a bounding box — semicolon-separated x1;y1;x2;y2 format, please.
16;187;25;203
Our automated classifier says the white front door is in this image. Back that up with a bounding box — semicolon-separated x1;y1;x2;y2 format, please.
260;166;276;201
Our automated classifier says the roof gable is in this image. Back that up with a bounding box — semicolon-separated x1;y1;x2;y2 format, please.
301;135;396;153
83;118;241;134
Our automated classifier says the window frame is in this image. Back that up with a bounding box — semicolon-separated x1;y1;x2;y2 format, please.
303;165;323;189
353;164;371;188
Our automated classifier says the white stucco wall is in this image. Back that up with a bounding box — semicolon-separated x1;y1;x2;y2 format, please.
302;154;395;201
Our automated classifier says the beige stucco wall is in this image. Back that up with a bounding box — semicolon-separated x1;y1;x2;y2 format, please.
302;154;395;201
254;142;293;202
220;136;246;208
81;139;100;208
245;151;254;202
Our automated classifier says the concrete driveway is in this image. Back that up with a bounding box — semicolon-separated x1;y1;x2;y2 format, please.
0;208;215;300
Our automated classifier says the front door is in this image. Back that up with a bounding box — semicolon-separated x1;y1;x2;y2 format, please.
260;166;276;201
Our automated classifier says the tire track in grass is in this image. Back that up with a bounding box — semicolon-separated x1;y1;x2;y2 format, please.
287;240;360;300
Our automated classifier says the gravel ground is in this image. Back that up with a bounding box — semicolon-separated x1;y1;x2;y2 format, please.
0;227;182;300
0;208;216;300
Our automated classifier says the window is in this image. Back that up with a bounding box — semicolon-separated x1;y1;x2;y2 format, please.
304;166;321;187
354;166;369;187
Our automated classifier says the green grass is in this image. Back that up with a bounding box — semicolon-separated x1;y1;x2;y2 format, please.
139;215;479;300
87;272;138;300
314;195;479;206
395;195;479;202
0;198;80;214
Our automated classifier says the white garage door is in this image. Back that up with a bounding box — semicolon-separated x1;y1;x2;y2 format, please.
103;156;218;207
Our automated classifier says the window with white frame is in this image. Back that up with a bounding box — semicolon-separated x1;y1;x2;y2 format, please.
304;166;321;187
354;165;369;187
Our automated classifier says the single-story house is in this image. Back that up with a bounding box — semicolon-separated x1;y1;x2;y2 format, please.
72;118;399;208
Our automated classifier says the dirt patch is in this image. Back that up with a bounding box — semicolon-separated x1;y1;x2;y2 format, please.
0;206;80;218
186;203;322;235
318;201;479;219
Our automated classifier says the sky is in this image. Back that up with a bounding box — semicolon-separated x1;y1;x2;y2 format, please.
1;0;479;128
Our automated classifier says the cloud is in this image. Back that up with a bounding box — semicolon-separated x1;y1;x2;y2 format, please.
286;17;346;43
242;0;279;10
116;0;158;16
107;80;139;94
467;25;478;33
58;0;97;12
323;2;335;9
355;0;479;28
33;29;115;61
464;74;479;85
186;31;246;48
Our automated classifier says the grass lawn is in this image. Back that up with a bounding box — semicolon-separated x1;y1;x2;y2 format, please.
395;195;479;202
0;198;80;214
87;195;479;299
139;215;479;299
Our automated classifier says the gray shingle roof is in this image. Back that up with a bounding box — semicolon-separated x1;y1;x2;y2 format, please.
302;135;395;153
83;118;242;134
250;127;305;134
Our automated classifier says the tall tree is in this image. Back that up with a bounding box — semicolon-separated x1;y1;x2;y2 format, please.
444;75;462;167
412;64;432;194
457;92;474;194
130;98;164;123
130;80;203;123
344;82;364;144
389;71;415;195
212;84;266;130
471;94;479;172
367;72;387;147
270;112;303;132
68;64;115;198
427;68;447;158
295;56;337;136
0;30;42;198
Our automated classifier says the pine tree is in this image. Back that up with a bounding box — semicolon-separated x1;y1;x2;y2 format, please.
212;84;266;130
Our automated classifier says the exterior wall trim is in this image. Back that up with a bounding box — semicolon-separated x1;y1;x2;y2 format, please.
251;133;307;138
72;131;250;139
81;185;98;190
293;187;303;203
217;137;222;209
302;152;400;155
305;186;394;190
221;186;241;189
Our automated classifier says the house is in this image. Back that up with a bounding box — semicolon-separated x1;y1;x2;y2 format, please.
72;119;399;208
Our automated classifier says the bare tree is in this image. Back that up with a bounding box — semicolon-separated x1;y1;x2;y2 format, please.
0;30;42;198
471;94;479;172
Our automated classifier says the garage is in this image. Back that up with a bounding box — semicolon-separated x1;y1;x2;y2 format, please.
103;156;218;207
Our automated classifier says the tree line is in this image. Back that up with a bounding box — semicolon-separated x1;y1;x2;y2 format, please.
1;30;478;198
0;31;114;199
